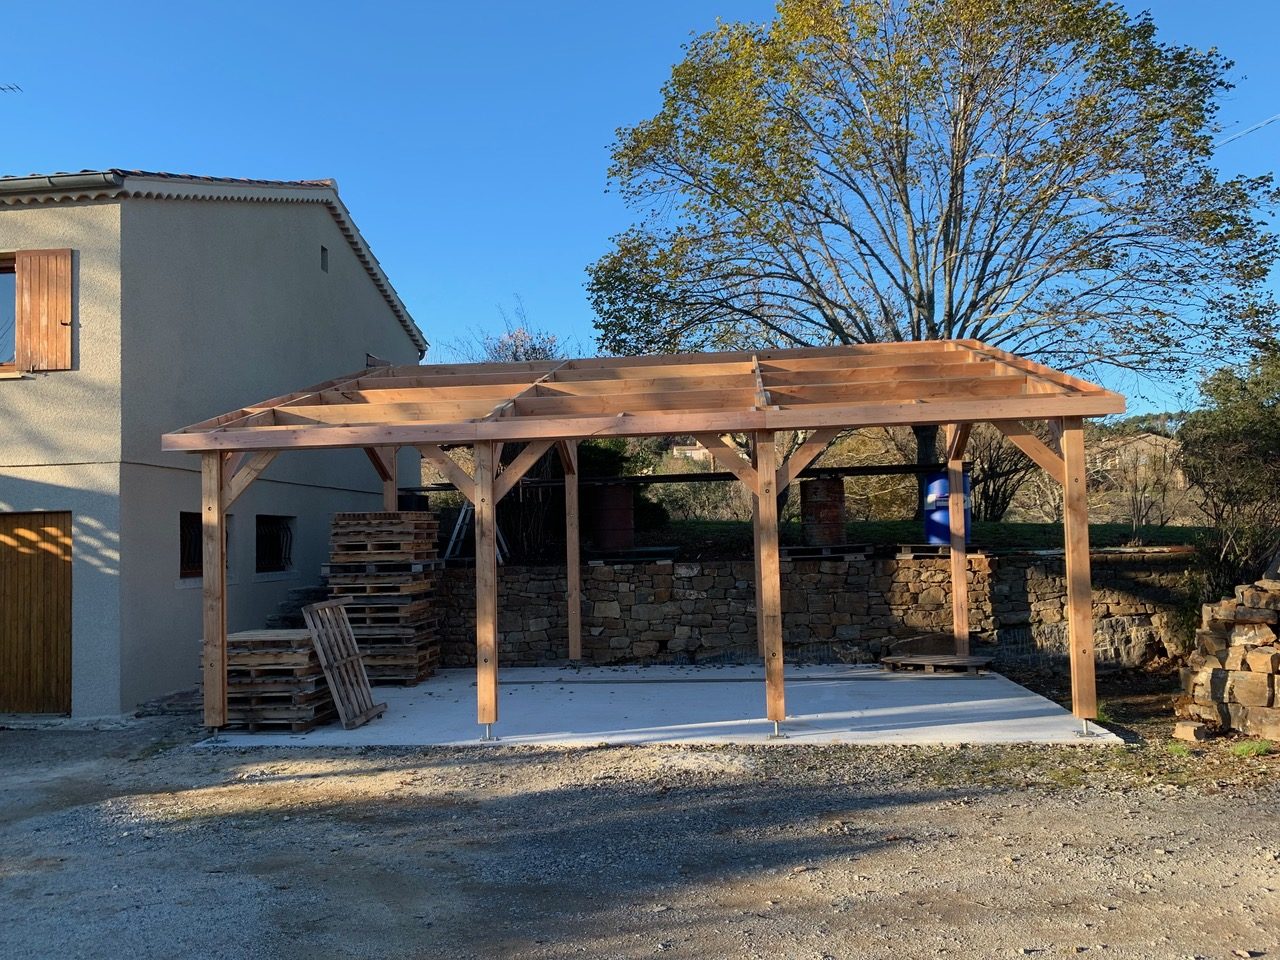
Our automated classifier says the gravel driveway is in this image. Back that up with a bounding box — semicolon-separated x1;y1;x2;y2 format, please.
1;715;1277;960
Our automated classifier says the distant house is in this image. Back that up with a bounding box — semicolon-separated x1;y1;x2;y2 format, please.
0;170;426;716
670;444;712;464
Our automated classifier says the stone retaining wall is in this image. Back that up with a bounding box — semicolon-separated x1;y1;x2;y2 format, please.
438;548;1194;668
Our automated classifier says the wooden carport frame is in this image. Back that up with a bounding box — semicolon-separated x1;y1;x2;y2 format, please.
163;340;1124;736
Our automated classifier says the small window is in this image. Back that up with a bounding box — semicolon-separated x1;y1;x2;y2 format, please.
180;511;234;577
179;512;203;578
255;515;295;573
320;245;329;273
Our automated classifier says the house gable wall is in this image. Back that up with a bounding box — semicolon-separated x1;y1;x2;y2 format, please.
113;198;422;711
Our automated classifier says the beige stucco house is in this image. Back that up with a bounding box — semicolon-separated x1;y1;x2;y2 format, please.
0;170;426;716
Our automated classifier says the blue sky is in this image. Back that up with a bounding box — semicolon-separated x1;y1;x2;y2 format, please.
3;1;1277;410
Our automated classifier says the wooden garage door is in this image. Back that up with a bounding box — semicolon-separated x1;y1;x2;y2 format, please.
0;512;72;713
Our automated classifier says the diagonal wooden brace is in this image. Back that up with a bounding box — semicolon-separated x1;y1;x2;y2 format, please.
692;433;759;491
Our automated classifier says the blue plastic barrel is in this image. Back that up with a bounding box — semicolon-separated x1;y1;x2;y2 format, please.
923;470;971;545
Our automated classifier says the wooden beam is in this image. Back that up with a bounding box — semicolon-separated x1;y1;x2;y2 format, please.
1061;417;1097;720
493;439;555;503
515;387;759;417
177;365;388;432
991;421;1065;485
761;358;997;386
945;424;970;656
482;359;570;421
754;432;786;724
382;447;399;510
692;433;759;490
416;445;477;504
751;354;772;408
945;423;972;462
766;375;1031;406
163;391;1127;453
222;451;246;483
223;450;278;508
559;440;582;661
776;427;843;492
201;453;227;728
556;439;578;474
364;446;393;482
276;399;500;424
475;441;499;731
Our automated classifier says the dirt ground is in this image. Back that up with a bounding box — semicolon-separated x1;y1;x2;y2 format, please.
2;674;1278;960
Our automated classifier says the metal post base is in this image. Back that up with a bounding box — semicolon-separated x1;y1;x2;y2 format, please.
480;723;498;742
1074;719;1100;738
768;720;788;739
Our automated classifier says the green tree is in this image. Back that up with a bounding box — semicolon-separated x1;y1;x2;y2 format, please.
587;0;1279;481
1180;355;1280;599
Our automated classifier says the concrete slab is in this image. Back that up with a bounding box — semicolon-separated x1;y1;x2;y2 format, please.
205;664;1120;748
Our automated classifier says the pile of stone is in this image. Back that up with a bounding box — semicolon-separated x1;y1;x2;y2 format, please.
1176;579;1280;741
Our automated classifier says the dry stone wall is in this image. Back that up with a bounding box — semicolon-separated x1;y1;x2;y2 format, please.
438;548;1194;669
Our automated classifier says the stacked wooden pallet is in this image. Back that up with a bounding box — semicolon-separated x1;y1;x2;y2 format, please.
323;511;442;684
226;629;336;732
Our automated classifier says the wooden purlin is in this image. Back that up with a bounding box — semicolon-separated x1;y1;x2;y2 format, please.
179;364;399;434
481;359;572;422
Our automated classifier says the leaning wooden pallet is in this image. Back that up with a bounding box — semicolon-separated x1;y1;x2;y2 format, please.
301;599;386;730
322;510;443;685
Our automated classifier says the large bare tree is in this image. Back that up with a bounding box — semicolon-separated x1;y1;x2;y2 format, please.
587;0;1280;477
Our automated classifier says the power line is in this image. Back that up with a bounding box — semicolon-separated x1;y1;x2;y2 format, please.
0;84;22;94
1215;111;1280;148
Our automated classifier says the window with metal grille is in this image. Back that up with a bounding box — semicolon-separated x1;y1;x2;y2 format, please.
255;515;294;573
180;512;233;579
179;512;202;578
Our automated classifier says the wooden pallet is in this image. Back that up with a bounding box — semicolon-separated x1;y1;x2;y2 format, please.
303;599;387;729
327;579;436;596
322;560;440;576
344;609;437;628
321;512;441;687
227;655;325;670
226;629;313;647
332;511;437;523
880;654;993;674
225;674;328;693
224;628;338;732
359;633;441;681
348;623;439;640
225;705;338;732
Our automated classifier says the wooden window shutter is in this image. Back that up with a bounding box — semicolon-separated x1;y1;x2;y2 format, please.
15;248;73;372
